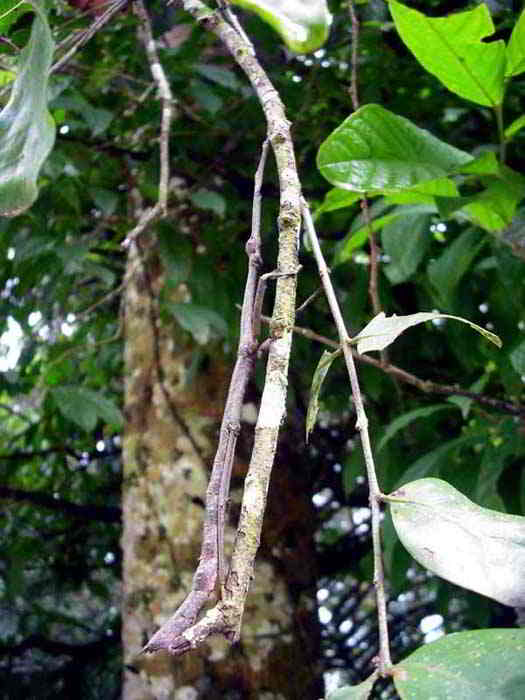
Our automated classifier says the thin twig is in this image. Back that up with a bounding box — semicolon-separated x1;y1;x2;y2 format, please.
347;2;383;324
133;0;175;214
301;198;392;673
52;0;129;75
296;287;322;315
122;1;176;246
347;0;360;112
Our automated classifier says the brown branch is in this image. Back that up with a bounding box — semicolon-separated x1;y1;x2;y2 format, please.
261;314;525;417
143;0;301;655
347;2;383;328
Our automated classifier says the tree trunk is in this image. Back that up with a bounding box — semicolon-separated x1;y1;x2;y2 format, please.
121;237;322;699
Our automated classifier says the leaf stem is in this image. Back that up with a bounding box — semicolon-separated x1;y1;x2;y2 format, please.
495;104;506;164
301;199;393;673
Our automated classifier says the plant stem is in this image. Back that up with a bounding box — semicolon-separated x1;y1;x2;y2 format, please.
301;198;393;673
495;103;506;164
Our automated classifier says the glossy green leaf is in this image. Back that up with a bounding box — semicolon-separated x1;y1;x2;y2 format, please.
315;187;361;216
354;311;501;355
306;348;340;442
437;182;523;233
394;629;525;700
385;478;525;606
381;213;431;284
388;0;506;106
458;151;500;176
326;673;377;700
385;177;459;202
231;0;332;53
506;9;525;78
317;105;472;193
52;386;124;432
0;0;55;217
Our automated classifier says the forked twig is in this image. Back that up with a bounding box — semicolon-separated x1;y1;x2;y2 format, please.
301;198;393;673
143;0;301;654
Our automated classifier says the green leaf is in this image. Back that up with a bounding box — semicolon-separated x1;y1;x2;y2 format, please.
306;349;340;442
354;311;501;355
448;371;490;419
381;213;431;284
385;177;459;203
52;386;123;432
377;404;454;453
334;203;437;266
231;0;332;54
462;179;523;232
394;629;525;700
388;0;506;106
0;1;55;217
0;1;33;34
189;78;223;114
436;178;524;233
385;478;525;606
315;187;361;216
393;434;479;491
427;228;486;306
189;188;226;218
194;63;242;91
509;339;525;375
458;151;500;176
326;673;377;700
506;9;525;78
169;303;228;345
317;105;472;194
505;114;525;141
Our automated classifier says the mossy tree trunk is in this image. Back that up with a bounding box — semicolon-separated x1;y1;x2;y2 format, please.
121;237;322;699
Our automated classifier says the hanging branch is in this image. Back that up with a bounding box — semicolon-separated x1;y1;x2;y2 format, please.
143;140;271;655
301;198;393;674
144;0;301;655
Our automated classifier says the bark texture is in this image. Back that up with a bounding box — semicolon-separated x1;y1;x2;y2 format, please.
121;238;322;699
